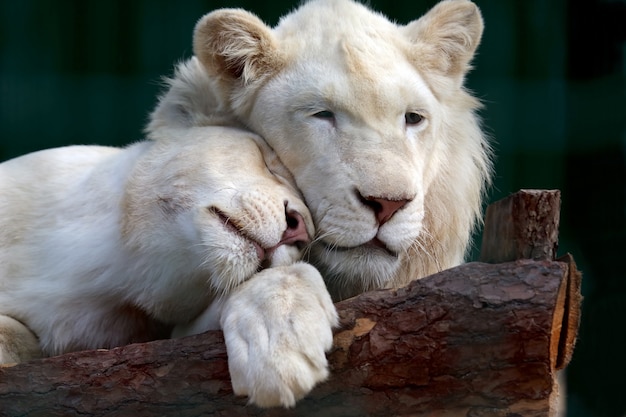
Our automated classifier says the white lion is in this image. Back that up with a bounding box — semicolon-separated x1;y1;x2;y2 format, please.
0;126;338;407
148;0;492;301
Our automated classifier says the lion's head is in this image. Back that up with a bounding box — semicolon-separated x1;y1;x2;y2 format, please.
148;0;492;300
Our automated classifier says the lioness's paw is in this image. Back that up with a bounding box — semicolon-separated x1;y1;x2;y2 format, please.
220;262;338;408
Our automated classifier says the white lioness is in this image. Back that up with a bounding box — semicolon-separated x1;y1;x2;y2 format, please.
0;126;338;407
148;0;492;301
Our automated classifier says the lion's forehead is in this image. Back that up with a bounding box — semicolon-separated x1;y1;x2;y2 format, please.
277;46;437;126
276;0;398;48
276;62;436;127
276;0;421;88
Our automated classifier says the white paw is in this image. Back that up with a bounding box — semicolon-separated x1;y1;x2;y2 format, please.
220;262;338;408
0;315;42;364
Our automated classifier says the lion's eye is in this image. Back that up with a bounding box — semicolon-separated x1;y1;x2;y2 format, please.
313;110;335;120
405;112;424;125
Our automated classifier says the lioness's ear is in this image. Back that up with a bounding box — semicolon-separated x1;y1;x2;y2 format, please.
403;0;483;82
193;9;285;85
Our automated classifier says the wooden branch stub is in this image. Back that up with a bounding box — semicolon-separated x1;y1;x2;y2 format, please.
0;259;577;417
480;189;561;263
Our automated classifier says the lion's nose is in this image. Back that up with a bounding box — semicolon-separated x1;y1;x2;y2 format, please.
280;210;310;248
358;193;410;225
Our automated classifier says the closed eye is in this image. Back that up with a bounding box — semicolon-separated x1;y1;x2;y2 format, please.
313;110;335;120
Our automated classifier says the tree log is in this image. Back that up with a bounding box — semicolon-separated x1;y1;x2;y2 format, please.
0;258;580;417
0;190;581;416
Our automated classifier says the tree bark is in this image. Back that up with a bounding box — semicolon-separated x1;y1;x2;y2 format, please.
0;259;581;417
0;190;581;417
480;189;561;263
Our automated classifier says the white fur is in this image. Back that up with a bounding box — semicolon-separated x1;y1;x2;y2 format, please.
0;126;338;407
148;0;492;301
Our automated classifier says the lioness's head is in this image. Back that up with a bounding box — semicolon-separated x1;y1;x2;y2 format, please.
149;0;492;300
123;127;313;317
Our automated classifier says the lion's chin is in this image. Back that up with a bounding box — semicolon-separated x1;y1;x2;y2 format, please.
362;238;399;257
308;241;401;301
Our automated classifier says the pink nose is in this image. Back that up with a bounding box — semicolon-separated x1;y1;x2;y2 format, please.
279;210;310;248
359;195;410;225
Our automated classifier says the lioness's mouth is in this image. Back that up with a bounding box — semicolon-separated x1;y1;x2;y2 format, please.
212;208;266;263
212;208;302;272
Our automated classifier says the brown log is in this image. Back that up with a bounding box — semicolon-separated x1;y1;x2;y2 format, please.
0;258;579;417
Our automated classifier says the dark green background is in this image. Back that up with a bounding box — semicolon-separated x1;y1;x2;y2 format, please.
1;1;624;416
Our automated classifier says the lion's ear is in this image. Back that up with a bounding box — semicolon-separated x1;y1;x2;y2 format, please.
403;0;483;83
193;9;285;85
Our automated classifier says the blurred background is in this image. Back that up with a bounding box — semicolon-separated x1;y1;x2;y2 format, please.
1;1;624;415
